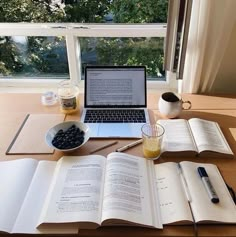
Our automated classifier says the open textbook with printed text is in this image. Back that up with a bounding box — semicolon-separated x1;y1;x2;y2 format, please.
1;153;236;234
158;118;234;158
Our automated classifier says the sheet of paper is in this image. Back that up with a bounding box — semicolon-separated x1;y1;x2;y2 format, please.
12;160;78;234
189;118;233;154
12;161;56;233
0;159;38;233
181;161;236;223
6;114;65;154
159;119;197;152
154;162;193;225
38;155;107;226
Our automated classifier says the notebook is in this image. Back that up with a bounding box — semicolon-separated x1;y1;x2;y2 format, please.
80;65;150;138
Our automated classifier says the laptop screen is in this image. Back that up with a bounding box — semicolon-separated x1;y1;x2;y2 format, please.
85;66;147;108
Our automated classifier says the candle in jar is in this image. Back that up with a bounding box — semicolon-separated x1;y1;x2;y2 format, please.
58;80;79;114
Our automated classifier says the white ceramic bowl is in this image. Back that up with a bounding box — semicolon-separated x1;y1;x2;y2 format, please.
45;121;90;152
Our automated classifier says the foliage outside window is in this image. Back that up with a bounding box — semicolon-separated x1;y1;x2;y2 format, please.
81;37;165;79
0;0;168;80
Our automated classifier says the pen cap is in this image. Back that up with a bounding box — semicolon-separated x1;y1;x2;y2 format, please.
197;167;208;177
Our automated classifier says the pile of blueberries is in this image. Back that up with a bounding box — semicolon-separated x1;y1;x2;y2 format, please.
52;124;85;150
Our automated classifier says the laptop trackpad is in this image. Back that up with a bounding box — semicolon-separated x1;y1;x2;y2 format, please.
98;123;141;138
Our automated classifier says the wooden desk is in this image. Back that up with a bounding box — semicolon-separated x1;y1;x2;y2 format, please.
0;93;236;237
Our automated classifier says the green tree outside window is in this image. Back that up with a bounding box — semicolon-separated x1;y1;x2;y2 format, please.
0;0;168;79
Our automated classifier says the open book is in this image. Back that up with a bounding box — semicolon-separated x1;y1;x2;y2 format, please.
1;153;236;233
158;118;234;158
0;159;78;234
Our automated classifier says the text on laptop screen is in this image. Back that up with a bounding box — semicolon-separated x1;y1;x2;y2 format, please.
85;66;146;108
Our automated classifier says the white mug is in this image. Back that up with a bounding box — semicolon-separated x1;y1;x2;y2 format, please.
158;92;191;119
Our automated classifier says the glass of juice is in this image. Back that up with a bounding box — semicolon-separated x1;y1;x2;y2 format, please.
141;123;165;160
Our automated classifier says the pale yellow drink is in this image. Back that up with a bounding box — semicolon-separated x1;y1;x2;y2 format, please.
143;137;161;159
141;123;164;160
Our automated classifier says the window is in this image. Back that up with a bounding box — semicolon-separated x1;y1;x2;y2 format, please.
0;36;69;79
0;1;171;91
80;37;165;81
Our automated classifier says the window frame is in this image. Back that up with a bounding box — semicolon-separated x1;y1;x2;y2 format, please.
0;23;174;92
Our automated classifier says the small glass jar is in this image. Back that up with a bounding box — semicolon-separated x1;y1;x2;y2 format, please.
58;80;79;114
41;91;57;106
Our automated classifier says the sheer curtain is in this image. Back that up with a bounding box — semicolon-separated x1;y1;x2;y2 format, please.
182;0;236;94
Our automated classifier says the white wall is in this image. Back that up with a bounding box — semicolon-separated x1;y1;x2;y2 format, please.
212;22;236;94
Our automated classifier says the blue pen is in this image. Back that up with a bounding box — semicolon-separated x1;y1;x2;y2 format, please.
197;167;220;204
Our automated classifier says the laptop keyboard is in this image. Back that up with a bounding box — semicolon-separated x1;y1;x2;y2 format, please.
84;109;146;123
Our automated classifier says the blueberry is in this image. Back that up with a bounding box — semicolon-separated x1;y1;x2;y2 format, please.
52;124;85;150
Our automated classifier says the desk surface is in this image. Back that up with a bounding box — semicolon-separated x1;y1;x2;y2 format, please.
0;93;236;237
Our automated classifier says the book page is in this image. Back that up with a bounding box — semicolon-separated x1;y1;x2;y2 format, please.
181;161;236;223
189;118;233;155
101;152;162;229
154;162;193;224
159;119;197;153
38;155;106;227
12;161;77;234
0;158;38;233
12;161;55;233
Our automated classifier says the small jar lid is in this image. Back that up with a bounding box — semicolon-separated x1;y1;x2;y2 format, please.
41;91;57;106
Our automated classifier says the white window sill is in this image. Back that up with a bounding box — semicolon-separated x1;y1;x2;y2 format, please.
0;72;177;93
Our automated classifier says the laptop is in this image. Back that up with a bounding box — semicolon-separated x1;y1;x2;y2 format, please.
80;65;150;138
